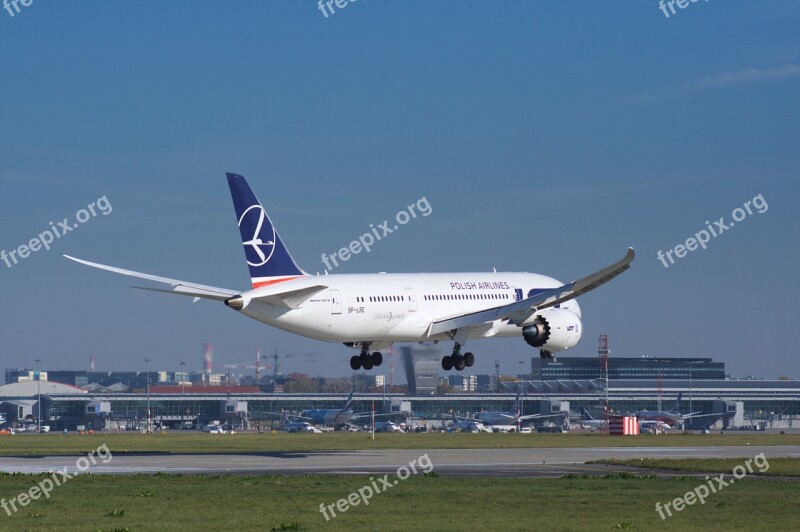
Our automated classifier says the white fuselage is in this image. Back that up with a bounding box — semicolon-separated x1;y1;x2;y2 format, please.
302;408;352;426
451;420;492;433
237;272;582;346
475;412;519;426
278;422;319;433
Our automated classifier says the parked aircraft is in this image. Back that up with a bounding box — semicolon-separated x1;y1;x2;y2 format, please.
277;421;322;433
637;394;723;428
449;415;492;433
293;385;393;429
580;408;608;431
472;391;564;427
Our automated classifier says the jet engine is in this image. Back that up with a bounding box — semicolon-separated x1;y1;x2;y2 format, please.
521;308;582;354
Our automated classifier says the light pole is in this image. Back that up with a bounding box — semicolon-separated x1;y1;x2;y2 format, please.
518;361;525;423
382;373;386;414
144;358;151;433
35;358;41;433
686;361;702;430
179;361;186;394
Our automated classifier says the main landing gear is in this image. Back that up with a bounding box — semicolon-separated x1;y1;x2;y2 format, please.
350;343;383;371
441;343;474;372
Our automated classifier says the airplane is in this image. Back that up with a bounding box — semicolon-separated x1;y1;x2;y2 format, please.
0;413;6;426
65;173;634;372
276;420;323;433
295;386;357;427
637;394;723;428
293;385;393;428
449;414;492;433
454;390;564;430
579;408;608;431
473;390;565;427
579;408;665;432
373;421;404;433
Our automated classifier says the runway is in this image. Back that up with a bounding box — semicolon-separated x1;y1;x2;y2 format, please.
1;445;798;478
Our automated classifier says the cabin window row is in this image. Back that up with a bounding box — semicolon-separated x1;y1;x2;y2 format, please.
354;296;406;303
423;293;509;301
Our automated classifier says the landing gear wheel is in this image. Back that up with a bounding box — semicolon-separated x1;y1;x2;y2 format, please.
360;351;374;370
441;356;453;371
371;351;383;366
350;356;361;371
453;355;466;371
464;352;474;367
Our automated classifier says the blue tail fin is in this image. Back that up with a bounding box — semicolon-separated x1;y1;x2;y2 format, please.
343;385;355;410
673;392;682;414
226;173;306;288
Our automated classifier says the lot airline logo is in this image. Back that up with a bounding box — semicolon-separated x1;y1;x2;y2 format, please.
238;205;276;267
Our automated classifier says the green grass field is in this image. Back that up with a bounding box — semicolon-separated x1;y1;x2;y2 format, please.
0;471;797;531
2;434;798;530
1;431;798;456
591;457;800;477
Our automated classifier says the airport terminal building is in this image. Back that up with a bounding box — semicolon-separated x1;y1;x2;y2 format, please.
530;356;726;381
3;354;797;431
2;377;798;432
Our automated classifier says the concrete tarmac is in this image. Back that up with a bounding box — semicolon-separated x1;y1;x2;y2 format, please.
1;445;798;478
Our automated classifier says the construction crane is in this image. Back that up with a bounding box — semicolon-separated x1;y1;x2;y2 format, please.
209;349;301;383
270;349;296;379
598;335;610;433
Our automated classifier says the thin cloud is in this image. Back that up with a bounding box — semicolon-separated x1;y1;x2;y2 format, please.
633;63;800;103
693;64;800;90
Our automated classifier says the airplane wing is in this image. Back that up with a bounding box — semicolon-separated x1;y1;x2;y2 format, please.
287;414;316;422
518;412;564;421
64;255;238;302
428;247;634;336
248;285;329;310
350;412;396;419
682;412;726;419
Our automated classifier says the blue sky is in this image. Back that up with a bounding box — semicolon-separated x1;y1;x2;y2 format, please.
1;1;797;381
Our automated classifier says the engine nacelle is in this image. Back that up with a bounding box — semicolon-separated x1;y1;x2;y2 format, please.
521;309;582;353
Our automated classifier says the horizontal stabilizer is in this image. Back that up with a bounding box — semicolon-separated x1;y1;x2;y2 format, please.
250;284;328;309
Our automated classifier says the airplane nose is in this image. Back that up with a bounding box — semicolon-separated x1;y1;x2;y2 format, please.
224;296;244;310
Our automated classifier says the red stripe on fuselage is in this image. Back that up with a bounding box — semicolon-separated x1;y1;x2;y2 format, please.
251;276;303;289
